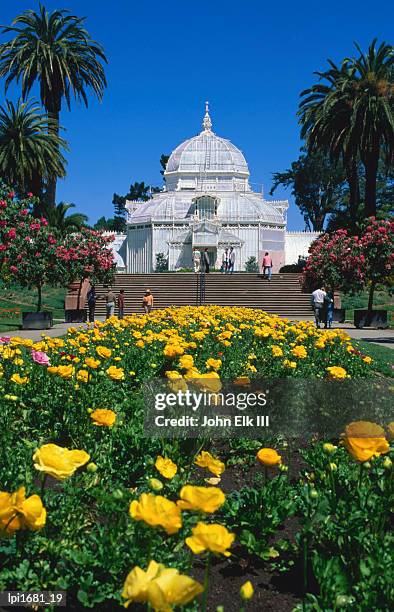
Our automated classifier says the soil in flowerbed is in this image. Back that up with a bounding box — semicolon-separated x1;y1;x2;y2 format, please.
192;543;302;611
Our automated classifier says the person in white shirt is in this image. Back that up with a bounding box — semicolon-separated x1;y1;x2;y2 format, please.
311;286;327;328
192;248;201;273
228;247;235;274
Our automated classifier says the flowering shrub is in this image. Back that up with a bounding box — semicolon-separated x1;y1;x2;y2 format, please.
303;219;394;310
56;228;115;297
0;306;392;610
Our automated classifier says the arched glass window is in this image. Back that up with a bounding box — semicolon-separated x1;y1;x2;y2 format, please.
194;196;217;220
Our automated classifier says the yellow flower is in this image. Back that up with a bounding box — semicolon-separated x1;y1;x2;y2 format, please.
121;560;203;610
10;373;29;385
185;522;235;556
257;448;282;466
106;365;125;380
271;345;283;357
96;346;112;359
76;369;89;383
163;344;184;358
342;421;389;462
33;444;90;480
90;409;117;427
155;456;177;479
178;354;194;370
206;358;222;371
0;486;46;536
195;451;225;476
326;366;347;379
193;372;222;393
57;364;74;379
129;493;182;535
291;345;307;359
177;485;225;513
85;357;101;369
240;580;254;600
233;376;251;386
323;443;337;454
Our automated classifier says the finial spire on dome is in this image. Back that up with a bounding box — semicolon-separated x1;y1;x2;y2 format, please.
202;101;213;132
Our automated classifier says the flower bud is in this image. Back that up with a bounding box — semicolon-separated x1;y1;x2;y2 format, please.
149;478;164;491
240;581;254;601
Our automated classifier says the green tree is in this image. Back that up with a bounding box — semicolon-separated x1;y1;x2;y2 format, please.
0;4;107;205
0;99;66;197
93;216;116;231
37;201;88;235
270;150;346;230
299;39;394;220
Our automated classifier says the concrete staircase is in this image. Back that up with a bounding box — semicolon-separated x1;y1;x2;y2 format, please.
91;273;312;318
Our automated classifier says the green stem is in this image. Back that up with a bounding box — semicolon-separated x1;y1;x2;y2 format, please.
40;474;47;500
302;534;308;611
201;552;211;612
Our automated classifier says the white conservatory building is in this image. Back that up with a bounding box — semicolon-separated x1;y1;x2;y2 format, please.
113;104;319;273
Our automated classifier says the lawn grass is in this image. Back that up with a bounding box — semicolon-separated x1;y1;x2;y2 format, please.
0;283;66;332
341;287;394;328
354;339;394;378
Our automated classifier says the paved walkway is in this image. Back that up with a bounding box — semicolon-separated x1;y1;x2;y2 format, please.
2;319;393;349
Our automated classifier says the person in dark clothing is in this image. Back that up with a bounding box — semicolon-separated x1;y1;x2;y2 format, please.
323;291;334;329
118;289;125;319
87;286;98;322
203;248;210;273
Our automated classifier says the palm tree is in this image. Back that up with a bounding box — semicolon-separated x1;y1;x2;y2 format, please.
299;60;361;228
299;39;394;220
350;40;394;216
37;201;88;234
0;4;107;205
0;98;67;196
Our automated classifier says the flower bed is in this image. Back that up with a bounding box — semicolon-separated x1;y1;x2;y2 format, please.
0;306;392;610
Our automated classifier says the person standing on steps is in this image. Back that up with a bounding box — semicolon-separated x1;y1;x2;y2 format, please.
228;247;235;274
311;285;327;329
193;248;201;273
117;289;125;319
105;288;116;319
203;248;210;273
262;252;273;281
142;289;154;314
87;285;98;323
221;249;228;273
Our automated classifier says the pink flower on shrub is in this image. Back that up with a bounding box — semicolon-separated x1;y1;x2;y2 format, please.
31;350;50;366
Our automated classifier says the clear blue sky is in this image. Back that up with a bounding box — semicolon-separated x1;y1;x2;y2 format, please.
1;0;393;229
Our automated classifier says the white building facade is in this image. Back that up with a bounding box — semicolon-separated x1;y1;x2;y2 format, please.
112;105;318;273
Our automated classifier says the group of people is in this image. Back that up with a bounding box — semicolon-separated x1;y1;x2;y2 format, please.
192;247;274;278
86;286;154;321
311;286;334;329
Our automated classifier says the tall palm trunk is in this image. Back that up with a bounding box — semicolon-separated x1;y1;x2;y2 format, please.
46;109;60;206
345;158;360;231
363;142;379;218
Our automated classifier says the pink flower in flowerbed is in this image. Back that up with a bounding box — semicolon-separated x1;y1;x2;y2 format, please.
31;350;50;366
